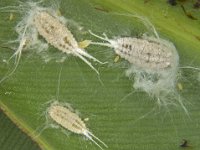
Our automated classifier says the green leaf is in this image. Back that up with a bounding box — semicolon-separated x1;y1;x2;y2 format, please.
0;0;200;150
0;109;41;150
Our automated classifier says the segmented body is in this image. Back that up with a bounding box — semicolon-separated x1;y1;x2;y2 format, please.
115;37;173;70
48;104;85;134
48;103;108;150
30;10;104;74
33;11;77;54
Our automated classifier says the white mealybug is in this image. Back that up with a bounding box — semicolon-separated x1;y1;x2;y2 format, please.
47;102;108;150
33;11;104;72
89;30;184;111
89;32;178;71
93;12;199;113
0;1;104;83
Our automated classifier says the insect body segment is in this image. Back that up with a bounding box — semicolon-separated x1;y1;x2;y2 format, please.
48;104;86;134
33;11;77;54
48;103;108;150
114;37;172;70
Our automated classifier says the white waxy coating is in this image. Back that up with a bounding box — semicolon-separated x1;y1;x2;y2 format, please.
48;104;86;134
89;30;181;108
33;11;78;55
115;37;172;70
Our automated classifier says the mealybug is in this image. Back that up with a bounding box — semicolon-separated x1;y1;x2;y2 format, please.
89;30;181;109
0;1;104;83
89;31;178;71
47;102;108;150
88;12;199;113
33;11;105;73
